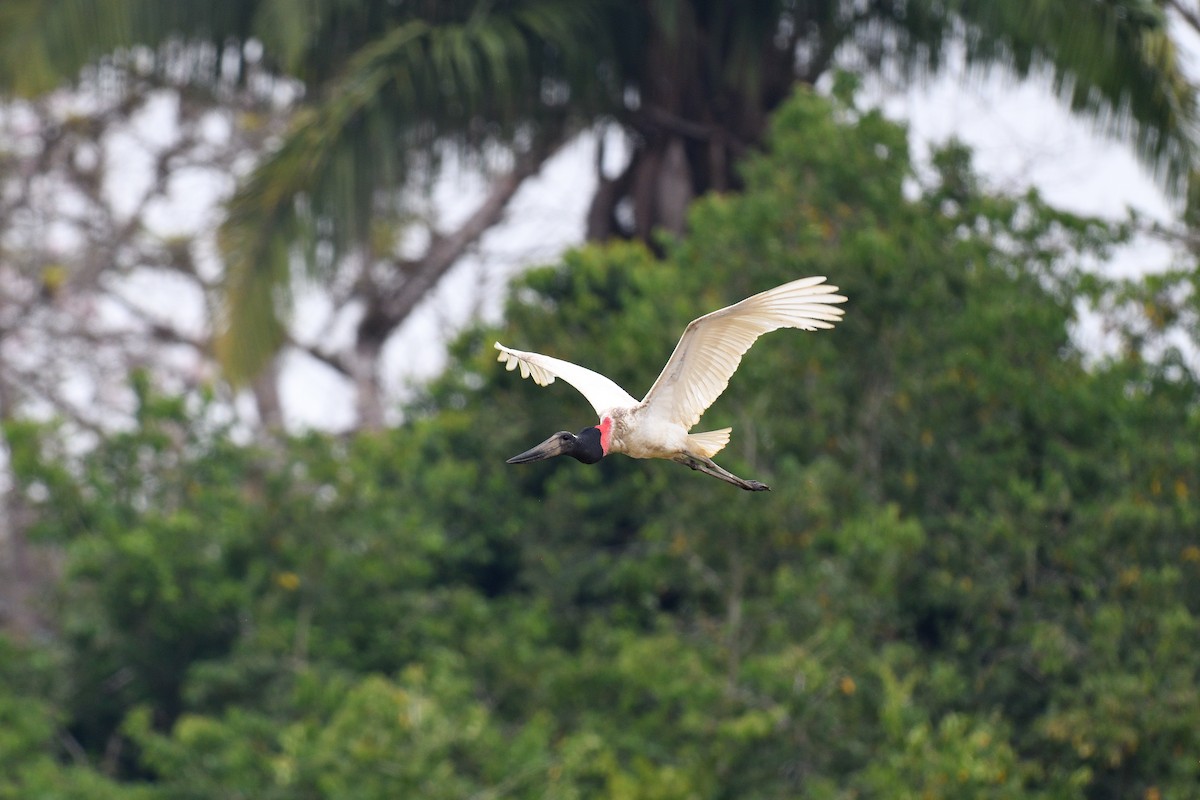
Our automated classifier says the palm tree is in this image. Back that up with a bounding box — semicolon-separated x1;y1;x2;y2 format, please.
2;0;1194;427
595;0;1195;236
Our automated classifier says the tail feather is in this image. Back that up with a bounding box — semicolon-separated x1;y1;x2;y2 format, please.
687;427;732;458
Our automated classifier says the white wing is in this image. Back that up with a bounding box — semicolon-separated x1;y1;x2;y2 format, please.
495;342;639;416
640;276;847;430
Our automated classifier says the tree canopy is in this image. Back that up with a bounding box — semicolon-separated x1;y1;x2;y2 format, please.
3;88;1197;799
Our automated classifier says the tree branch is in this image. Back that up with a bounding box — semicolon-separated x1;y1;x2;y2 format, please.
372;139;565;332
288;334;353;378
1165;0;1200;36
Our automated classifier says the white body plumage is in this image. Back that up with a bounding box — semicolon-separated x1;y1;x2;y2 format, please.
497;275;847;490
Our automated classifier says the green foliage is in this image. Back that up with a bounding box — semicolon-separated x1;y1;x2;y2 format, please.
953;0;1195;194
4;89;1199;799
124;662;560;800
215;0;605;381
0;639;143;799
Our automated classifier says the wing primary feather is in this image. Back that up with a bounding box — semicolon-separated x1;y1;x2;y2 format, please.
494;342;638;416
639;277;847;430
496;276;846;429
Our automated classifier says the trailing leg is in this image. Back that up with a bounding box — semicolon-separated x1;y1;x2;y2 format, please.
673;453;770;491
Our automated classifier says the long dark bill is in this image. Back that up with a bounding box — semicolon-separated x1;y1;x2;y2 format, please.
506;434;570;464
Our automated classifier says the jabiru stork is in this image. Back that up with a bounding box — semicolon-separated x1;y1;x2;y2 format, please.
496;276;847;491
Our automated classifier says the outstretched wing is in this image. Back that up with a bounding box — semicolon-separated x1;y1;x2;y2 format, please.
495;342;638;417
640;276;846;430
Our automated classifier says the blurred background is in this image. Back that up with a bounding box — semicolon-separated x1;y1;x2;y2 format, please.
1;1;1197;797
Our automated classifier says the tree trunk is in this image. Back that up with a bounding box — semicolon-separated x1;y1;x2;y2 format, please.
252;356;285;430
352;326;387;432
0;480;43;638
0;373;49;639
586;1;808;244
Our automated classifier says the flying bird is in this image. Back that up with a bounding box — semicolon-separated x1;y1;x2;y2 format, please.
496;276;847;491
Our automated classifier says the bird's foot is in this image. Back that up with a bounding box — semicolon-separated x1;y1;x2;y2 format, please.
677;454;770;492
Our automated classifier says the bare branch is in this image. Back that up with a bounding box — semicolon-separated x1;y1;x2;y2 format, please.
373;139;566;332
1165;0;1200;36
288;334;353;378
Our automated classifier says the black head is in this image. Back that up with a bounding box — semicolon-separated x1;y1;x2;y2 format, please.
506;426;604;466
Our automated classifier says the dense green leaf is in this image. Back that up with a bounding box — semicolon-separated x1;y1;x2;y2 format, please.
3;88;1198;800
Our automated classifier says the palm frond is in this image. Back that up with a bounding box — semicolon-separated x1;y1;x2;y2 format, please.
215;204;295;386
0;0;129;95
217;2;605;383
0;0;268;95
952;0;1197;195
